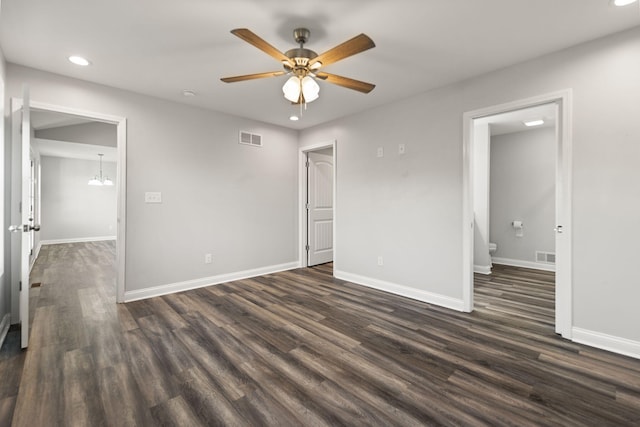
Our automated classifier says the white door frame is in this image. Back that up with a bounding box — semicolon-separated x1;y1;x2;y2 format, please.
13;99;128;303
462;90;573;338
298;140;337;268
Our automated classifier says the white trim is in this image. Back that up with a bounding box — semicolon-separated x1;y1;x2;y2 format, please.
40;236;117;245
123;261;299;302
30;241;43;272
0;314;11;350
116;119;127;303
474;264;492;275
491;257;555;272
25;100;127;304
572;327;640;360
298;140;337;269
335;270;465;312
462;89;573;337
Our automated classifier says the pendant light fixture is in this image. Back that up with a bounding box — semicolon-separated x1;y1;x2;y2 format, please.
88;153;113;186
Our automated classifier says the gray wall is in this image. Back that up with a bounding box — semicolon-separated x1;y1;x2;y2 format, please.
300;27;640;343
40;156;117;242
35;122;116;147
0;45;8;331
6;64;299;293
490;127;555;263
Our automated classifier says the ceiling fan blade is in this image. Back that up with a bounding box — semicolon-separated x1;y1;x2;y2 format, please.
315;72;375;94
221;71;286;83
230;28;293;66
310;34;375;68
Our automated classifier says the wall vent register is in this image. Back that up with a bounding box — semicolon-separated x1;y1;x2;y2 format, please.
239;131;262;147
536;251;556;264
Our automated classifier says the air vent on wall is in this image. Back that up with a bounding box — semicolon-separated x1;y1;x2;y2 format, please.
536;251;556;264
239;131;263;147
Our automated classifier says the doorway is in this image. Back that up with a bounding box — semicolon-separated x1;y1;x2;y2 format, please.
462;91;573;338
10;97;127;348
299;140;336;269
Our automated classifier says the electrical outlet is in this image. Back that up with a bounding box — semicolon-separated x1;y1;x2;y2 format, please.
377;256;384;266
377;147;384;158
205;253;212;264
398;144;406;155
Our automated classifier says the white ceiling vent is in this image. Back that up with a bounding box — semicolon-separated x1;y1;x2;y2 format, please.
239;131;263;147
536;251;556;264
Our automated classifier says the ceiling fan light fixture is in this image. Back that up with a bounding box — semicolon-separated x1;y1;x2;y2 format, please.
223;27;375;107
301;76;320;103
283;76;302;102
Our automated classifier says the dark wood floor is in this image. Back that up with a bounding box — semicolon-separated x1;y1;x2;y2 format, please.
2;242;640;426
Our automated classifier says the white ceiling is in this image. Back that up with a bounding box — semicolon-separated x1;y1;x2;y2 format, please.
2;1;639;130
476;103;557;136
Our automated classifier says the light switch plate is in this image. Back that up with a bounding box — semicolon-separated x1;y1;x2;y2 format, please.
145;192;162;203
377;147;384;158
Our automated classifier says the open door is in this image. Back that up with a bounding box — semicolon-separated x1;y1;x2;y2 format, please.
307;150;334;266
9;86;39;348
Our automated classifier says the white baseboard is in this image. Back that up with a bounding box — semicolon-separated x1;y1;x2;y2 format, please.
491;257;555;272
0;314;11;350
572;327;640;360
334;270;465;312
40;236;117;245
474;264;492;275
124;261;299;302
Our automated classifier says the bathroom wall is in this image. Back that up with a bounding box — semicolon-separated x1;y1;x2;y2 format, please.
490;127;555;267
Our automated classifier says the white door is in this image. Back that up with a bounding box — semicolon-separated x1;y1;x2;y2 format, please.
9;87;37;348
307;150;334;266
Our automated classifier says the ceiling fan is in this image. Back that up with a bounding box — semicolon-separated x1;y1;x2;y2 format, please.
221;28;376;105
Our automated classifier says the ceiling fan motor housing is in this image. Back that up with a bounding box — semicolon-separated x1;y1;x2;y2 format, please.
293;28;310;45
284;28;318;75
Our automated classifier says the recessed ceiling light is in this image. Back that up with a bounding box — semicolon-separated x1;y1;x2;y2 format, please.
524;119;545;127
68;55;90;66
289;115;299;121
614;0;638;6
182;90;196;97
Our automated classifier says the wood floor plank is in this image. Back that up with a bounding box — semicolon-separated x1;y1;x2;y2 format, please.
97;363;156;427
149;395;205;427
62;348;108;426
4;243;640;426
121;328;180;407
